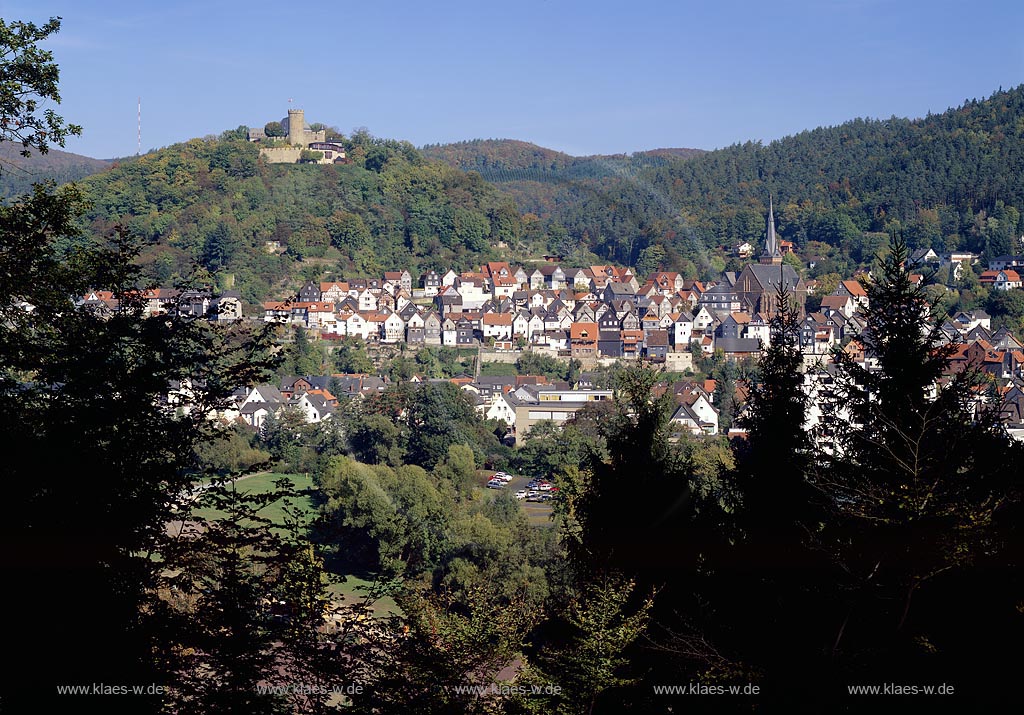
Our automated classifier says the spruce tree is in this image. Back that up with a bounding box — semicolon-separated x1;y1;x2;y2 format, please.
815;235;1024;701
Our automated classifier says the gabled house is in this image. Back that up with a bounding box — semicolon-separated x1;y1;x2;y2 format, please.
405;311;425;344
423;311;443;345
298;280;321;302
527;311;546;339
529;268;547;290
670;402;718;436
357;289;378;312
345;312;369;340
211;292;243;322
716;312;750;340
320;281;350;304
574;302;597;323
291;391;335;423
363;312;388;341
570;322;598;358
820;294;856;319
442;316;457;346
435;285;464;315
835;279;869;309
539;264;567;290
263;301;292;323
621;330;644;358
420;270;442;297
603;282;636;303
564;267;590;289
456;318;476;345
142;288;180;316
745;313;770;346
644;329;670;361
383;270;413;294
693;305;715;332
672;312;694;347
512;311;530;339
482;312;513;340
178;289;211;318
304;302;337;331
648;271;684;295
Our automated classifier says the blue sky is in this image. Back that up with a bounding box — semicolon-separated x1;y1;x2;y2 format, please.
6;0;1023;159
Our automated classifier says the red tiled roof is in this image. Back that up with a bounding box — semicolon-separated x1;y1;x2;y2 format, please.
841;279;867;297
571;322;598;340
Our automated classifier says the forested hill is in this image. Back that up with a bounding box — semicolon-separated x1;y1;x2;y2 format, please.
643;85;1024;267
422;139;712;274
73;131;528;305
0;144;110;199
424;87;1024;280
34;85;1024;303
421;139;704;178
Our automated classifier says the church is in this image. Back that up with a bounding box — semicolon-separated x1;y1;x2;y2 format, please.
733;198;807;316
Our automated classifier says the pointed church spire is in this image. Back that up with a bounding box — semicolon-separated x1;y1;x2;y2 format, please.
760;195;783;265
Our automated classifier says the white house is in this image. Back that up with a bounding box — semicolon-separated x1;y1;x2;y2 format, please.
672;312;694;346
346;312;370;340
456;277;489;310
382;311;405;343
442;317;457;346
484;393;516;426
693;305;715;332
357;289;378;312
482;312;513;340
995;270;1022;291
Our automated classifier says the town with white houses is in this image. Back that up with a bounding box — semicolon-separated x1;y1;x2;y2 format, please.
81;204;1024;444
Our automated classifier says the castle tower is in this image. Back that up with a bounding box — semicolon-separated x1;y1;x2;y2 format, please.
287;108;306;147
759;195;783;266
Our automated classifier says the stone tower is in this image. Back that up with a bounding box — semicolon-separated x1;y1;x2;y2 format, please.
287;109;306;147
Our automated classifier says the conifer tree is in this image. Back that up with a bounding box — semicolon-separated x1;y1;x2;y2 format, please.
815;235;1024;699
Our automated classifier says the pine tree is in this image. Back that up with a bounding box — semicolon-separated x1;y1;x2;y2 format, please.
815;235;1024;699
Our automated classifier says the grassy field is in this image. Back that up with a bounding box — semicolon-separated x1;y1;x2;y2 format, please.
190;472;316;525
188;472;400;616
326;576;400;618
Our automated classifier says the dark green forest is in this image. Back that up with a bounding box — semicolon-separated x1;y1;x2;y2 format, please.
71;132;525;305
427;88;1024;278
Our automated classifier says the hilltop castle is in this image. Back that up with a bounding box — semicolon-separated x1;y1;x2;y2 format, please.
247;107;346;165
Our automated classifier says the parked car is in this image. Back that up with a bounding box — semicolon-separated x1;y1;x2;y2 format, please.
486;479;505;489
514;489;528;500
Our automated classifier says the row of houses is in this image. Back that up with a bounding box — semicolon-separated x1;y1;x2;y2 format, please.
82;288;244;321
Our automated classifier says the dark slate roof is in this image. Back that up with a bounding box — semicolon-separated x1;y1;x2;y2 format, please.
716;338;762;353
743;264;802;291
605;282;635;296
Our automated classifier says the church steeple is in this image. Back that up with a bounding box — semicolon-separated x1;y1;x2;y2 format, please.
760;195;783;265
